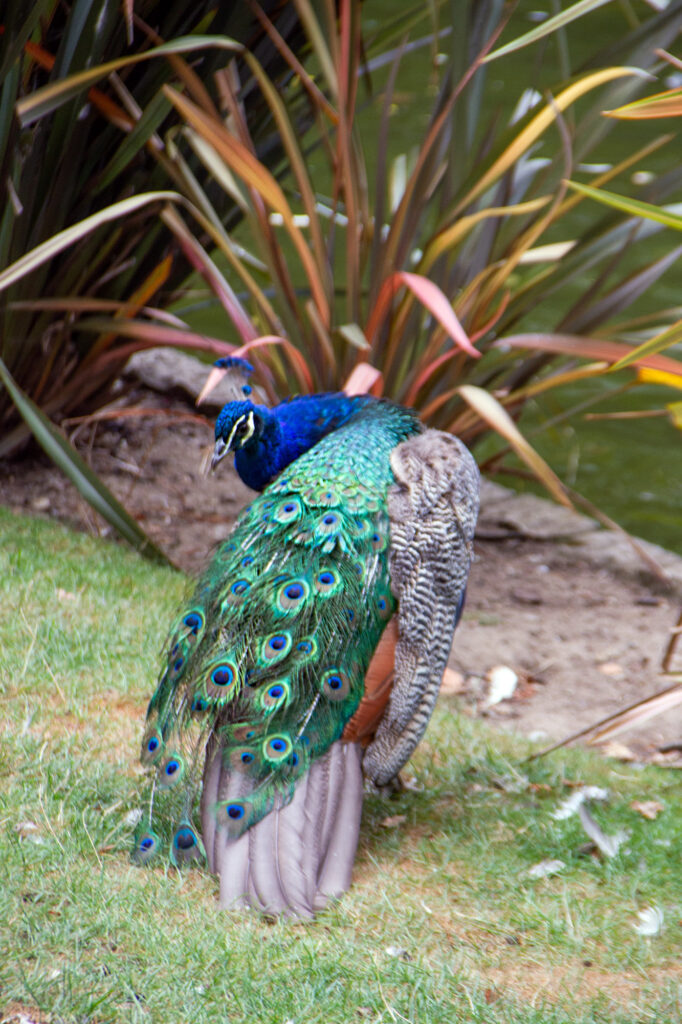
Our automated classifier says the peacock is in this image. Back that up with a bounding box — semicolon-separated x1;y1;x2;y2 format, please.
133;388;479;917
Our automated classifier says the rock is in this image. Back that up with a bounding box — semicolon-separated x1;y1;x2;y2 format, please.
577;530;682;595
479;478;682;597
125;347;260;411
479;491;597;541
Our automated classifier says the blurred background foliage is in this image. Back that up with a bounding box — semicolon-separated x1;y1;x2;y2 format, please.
1;0;682;557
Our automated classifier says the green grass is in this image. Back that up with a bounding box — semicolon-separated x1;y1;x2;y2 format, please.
1;507;680;1024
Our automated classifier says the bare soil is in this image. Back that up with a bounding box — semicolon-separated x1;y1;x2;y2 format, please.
2;381;681;762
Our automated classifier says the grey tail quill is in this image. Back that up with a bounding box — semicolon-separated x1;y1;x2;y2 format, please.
201;740;364;918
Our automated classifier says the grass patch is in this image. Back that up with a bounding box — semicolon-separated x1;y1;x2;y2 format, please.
1;508;680;1023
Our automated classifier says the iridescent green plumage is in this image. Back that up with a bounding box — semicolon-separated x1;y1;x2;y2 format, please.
135;400;421;863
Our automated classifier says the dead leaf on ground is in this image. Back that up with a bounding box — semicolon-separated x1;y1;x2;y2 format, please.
1;1005;51;1024
380;814;407;828
649;749;682;769
515;676;540;702
14;821;46;844
440;668;464;695
601;740;637;762
527;858;566;879
630;799;664;820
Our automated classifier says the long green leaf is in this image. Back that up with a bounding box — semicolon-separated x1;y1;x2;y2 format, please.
455;68;643;214
160;205;258;344
563;243;682;335
0;358;174;567
565;181;682;231
482;0;614;64
418;197;550;277
71;316;236;358
179;127;250;216
292;0;338;100
95;88;173;193
0;192;180;293
610;317;682;372
16;36;242;126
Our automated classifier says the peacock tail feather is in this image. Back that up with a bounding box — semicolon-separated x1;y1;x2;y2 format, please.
134;400;421;866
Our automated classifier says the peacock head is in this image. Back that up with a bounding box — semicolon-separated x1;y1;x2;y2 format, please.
211;400;268;471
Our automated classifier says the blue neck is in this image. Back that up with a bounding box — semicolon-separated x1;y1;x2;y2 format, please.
234;393;372;491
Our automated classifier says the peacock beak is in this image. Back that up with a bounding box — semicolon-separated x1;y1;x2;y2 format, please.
211;438;228;471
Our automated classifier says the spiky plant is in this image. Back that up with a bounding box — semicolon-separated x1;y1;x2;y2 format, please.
0;1;317;442
2;0;682;553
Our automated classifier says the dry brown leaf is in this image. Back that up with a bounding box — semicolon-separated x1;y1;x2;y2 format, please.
380;814;407;828
2;1004;51;1024
15;821;43;841
440;668;465;695
649;749;682;768
601;741;637;761
531;683;682;760
630;799;664;820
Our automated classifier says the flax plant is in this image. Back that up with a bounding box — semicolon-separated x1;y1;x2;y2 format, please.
2;0;682;552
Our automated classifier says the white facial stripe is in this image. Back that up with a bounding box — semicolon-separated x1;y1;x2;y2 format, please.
225;411;256;450
224;420;240;451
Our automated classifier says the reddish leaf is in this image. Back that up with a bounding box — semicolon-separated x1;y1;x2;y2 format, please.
343;363;383;396
496;333;682;377
365;272;479;358
231;335;314;393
